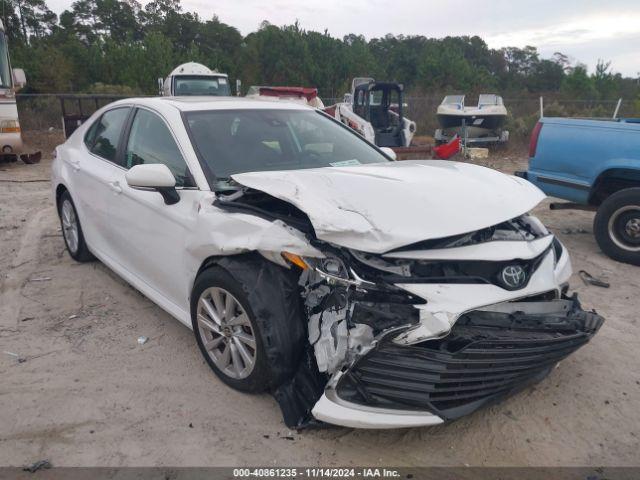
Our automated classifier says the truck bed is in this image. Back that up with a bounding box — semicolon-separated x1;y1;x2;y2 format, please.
522;117;640;204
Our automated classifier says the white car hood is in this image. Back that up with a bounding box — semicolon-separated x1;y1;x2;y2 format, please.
231;160;545;254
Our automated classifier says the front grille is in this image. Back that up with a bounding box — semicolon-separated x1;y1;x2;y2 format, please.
337;298;603;420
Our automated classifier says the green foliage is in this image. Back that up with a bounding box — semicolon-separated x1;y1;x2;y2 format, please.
561;65;597;98
1;0;637;108
505;112;538;139
542;102;568;117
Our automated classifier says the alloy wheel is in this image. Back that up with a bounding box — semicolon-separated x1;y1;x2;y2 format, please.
196;287;257;379
61;199;79;254
608;205;640;252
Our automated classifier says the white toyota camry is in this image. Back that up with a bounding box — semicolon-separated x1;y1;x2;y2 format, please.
52;97;603;429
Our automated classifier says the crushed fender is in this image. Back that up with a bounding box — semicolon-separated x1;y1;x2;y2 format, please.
272;266;421;428
273;348;326;429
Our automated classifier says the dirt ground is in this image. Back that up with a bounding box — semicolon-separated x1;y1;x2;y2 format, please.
1;131;639;467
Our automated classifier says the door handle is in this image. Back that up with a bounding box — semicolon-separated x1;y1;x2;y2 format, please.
69;159;80;171
109;181;122;194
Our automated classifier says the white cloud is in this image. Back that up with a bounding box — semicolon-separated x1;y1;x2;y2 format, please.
45;0;640;76
486;13;640;47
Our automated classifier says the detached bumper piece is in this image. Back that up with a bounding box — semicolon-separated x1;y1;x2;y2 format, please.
336;296;603;421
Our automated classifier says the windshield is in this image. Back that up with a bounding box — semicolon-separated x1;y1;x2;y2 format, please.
173;75;230;96
185;109;390;186
0;33;12;89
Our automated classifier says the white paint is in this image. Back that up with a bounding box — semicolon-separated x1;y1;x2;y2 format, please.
0;101;23;154
311;392;444;429
161;62;229;96
393;249;571;345
125;164;176;188
233;161;545;254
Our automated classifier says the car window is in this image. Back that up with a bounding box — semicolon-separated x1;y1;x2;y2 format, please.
89;107;130;162
84;118;100;149
125;109;195;187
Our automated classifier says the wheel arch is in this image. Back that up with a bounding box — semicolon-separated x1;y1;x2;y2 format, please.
189;251;307;387
189;251;292;308
55;183;68;210
589;168;640;206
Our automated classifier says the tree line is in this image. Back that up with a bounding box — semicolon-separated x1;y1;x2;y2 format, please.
4;0;640;104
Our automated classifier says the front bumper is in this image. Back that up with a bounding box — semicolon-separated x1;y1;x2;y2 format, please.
312;296;603;428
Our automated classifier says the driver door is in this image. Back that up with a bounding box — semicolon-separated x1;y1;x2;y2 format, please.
107;107;204;314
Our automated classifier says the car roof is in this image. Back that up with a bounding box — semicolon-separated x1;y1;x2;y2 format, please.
110;96;313;112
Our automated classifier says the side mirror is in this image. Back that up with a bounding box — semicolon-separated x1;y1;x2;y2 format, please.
380;147;397;161
12;68;26;90
125;164;180;205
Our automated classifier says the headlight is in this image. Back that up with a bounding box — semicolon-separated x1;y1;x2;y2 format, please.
281;251;373;288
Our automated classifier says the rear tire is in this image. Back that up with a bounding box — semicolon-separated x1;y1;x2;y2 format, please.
57;191;94;262
593;187;640;266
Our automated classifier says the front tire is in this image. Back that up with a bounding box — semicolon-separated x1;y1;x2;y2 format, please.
191;256;305;393
58;191;94;262
593;188;640;266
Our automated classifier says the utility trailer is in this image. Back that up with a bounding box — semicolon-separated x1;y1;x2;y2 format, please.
59;94;129;139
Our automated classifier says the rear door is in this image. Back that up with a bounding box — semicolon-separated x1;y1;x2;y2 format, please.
106;107;203;313
69;106;132;259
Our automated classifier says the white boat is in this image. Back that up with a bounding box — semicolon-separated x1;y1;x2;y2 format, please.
435;94;509;144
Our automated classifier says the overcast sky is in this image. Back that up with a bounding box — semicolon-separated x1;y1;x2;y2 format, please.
47;0;640;77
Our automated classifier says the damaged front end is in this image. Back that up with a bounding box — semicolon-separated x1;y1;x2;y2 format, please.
215;183;603;429
323;296;602;427
275;220;603;429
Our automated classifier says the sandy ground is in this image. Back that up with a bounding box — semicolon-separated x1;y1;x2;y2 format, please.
1;131;639;467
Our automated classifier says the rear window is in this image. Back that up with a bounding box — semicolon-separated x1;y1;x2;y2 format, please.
86;107;130;163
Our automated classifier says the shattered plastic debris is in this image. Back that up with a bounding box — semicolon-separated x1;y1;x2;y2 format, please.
23;460;52;472
4;351;26;363
137;336;149;345
579;270;610;288
562;228;589;234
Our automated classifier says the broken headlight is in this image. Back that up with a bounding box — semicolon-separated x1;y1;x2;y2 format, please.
282;251;373;288
282;251;423;305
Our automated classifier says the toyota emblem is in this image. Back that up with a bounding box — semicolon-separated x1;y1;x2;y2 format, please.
500;265;526;289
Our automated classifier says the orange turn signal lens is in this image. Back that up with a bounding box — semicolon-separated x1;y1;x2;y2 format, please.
0;120;20;133
281;252;308;270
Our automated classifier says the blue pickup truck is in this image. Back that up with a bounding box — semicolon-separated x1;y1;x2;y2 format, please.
517;117;640;265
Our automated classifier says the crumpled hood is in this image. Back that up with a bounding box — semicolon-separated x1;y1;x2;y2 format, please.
231;160;545;254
